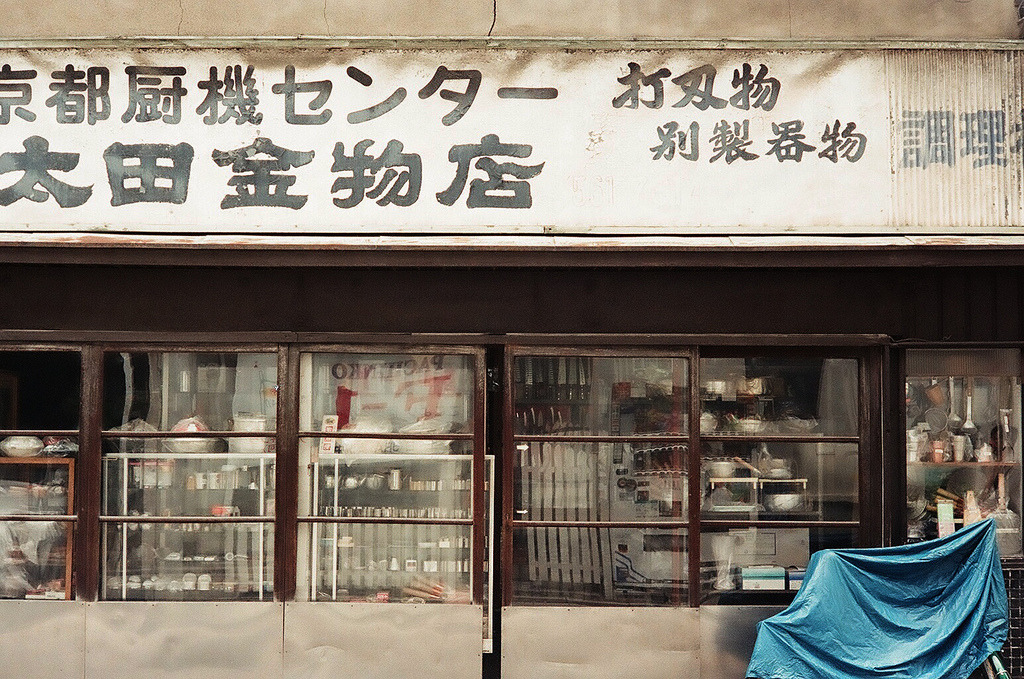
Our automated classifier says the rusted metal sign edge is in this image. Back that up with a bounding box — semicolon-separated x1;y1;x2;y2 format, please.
0;233;1022;268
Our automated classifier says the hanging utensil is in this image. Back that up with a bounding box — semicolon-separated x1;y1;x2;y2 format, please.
947;377;963;432
963;377;978;442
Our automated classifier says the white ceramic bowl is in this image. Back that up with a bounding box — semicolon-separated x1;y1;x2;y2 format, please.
0;436;44;457
765;493;803;512
706;460;739;477
164;438;218;454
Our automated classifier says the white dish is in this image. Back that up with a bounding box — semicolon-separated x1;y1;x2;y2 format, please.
0;436;44;457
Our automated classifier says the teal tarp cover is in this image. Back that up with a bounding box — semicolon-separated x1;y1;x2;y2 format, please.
746;519;1008;679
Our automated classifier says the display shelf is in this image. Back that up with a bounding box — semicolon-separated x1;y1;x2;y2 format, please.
905;350;1023;552
0;456;75;600
103;451;275;460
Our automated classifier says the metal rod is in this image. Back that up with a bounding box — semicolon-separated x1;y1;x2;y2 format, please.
297;431;474;440
99;515;275;523
514;520;690;529
298;516;473;526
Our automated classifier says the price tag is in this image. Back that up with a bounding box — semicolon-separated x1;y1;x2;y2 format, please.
316;415;339;463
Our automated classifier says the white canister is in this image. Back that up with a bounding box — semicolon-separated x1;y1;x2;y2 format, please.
231;413;267;454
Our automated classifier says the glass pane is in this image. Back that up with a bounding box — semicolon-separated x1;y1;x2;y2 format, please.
103;451;274;518
302;353;474;434
305;455;472;520
701;441;858;521
906;350;1022;557
514;356;689;435
102;522;273;600
0;461;72;515
514;442;687;522
700;358;858;436
512;526;687;605
103;352;278;432
700;526;856;603
0;351;80;432
0;521;72;599
309;522;472;603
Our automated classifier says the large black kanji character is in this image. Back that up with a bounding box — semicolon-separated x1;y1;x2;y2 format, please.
612;62;671;110
121;66;187;124
46;65;110;125
212;137;314;209
103;142;194;206
709;120;758;164
766;120;815;162
196;65;263;125
650;121;699;161
331;139;421;208
671;65;727;111
819;121;867;164
0;64;37;123
0;136;92;207
271;65;332;125
437;134;544;209
418;66;481;126
729;63;780;111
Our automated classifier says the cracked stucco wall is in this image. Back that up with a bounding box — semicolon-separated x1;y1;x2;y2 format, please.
0;0;1018;39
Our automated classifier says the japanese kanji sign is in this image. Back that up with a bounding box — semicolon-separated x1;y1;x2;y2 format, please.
0;47;1020;234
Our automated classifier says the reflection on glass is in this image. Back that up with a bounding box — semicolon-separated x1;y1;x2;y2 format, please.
0;521;71;599
699;527;856;603
513;527;686;605
303;353;474;434
102;522;273;601
906;350;1022;556
701;441;858;521
0;351;81;432
310;523;472;603
513;442;687;522
103;452;274;518
0;462;72;516
307;455;473;520
103;352;278;432
700;358;858;436
514;356;689;436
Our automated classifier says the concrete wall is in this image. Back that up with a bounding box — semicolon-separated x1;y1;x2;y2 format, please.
0;0;1018;40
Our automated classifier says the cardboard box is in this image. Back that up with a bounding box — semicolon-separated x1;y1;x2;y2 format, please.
788;568;806;590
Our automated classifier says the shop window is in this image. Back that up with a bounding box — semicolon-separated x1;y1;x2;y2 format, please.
507;349;871;607
509;353;690;605
100;351;278;601
295;350;490;607
699;357;861;602
905;349;1022;557
0;350;81;600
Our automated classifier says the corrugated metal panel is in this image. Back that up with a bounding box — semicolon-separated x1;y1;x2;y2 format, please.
283;603;483;679
501;606;700;679
889;50;1024;230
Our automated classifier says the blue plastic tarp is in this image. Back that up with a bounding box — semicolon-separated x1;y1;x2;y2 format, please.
746;519;1008;679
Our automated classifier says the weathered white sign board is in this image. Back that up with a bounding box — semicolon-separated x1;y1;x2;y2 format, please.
0;48;1018;234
